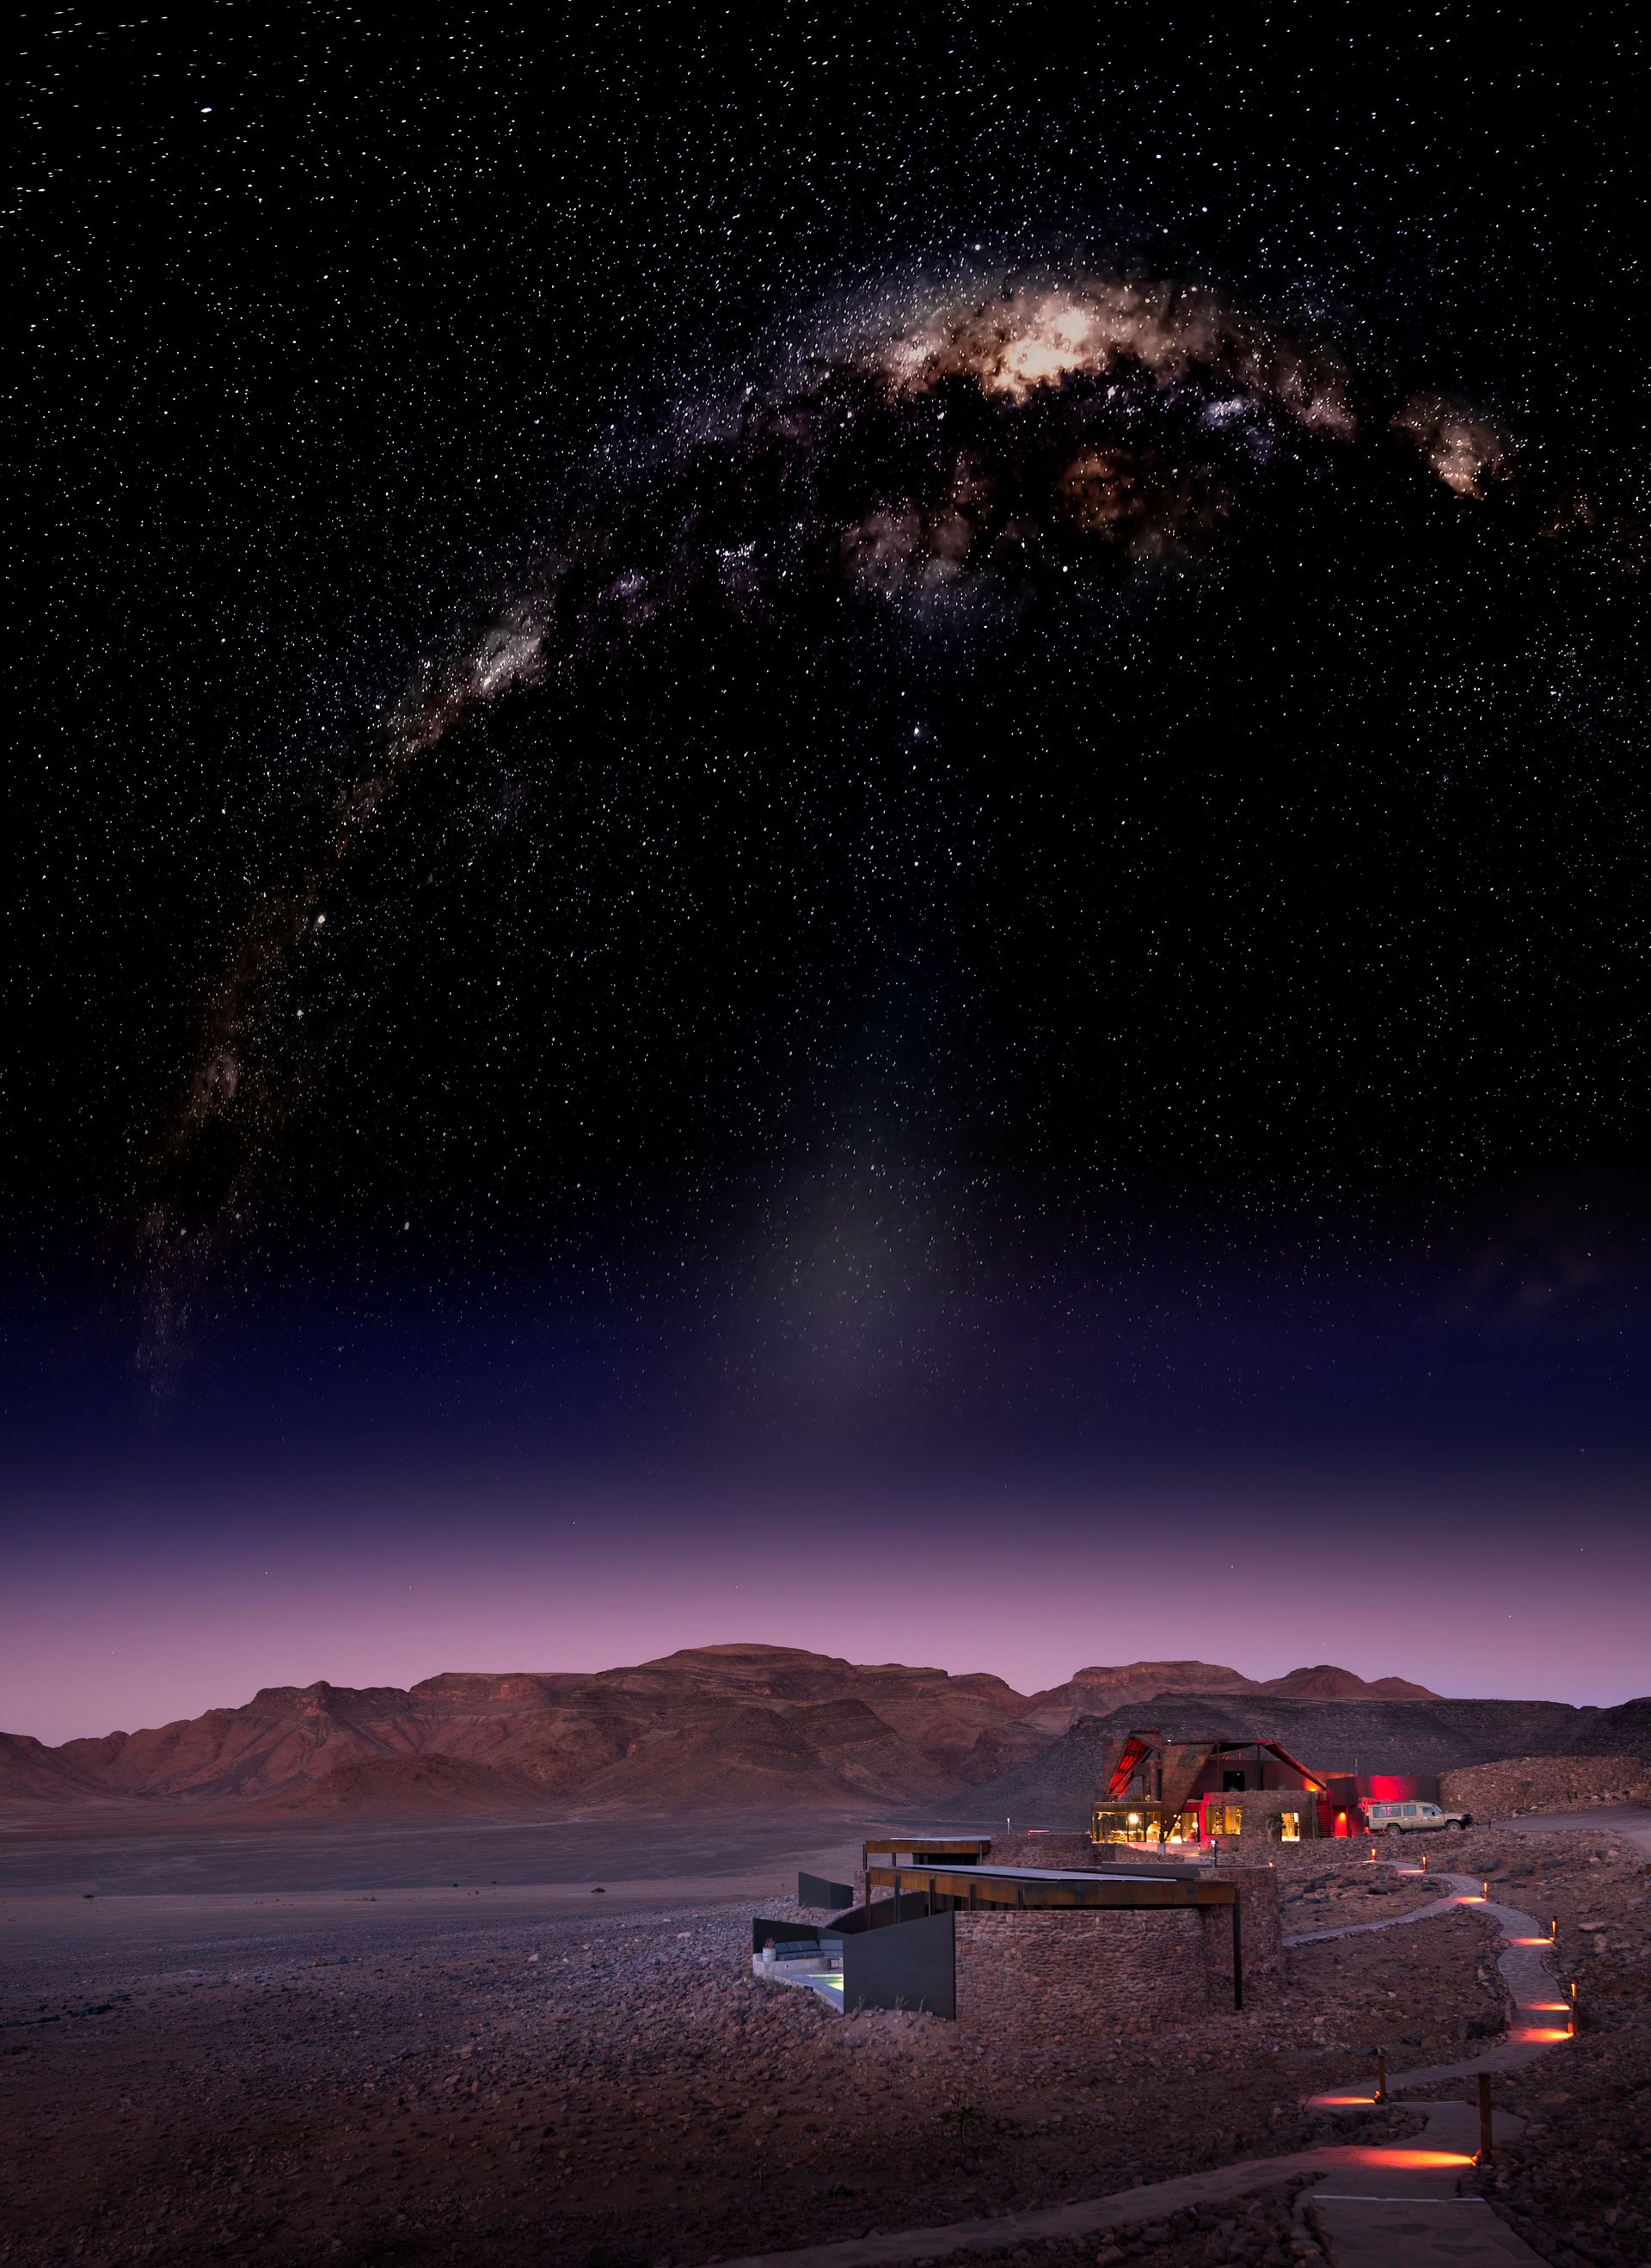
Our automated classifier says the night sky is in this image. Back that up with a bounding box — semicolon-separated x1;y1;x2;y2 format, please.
7;7;1649;1742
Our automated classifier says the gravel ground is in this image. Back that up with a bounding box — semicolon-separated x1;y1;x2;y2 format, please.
919;2176;1323;2267
1270;1852;1454;1933
0;1825;1638;2268
1446;1825;1651;2268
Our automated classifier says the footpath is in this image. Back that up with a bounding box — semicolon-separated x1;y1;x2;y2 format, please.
711;1865;1570;2268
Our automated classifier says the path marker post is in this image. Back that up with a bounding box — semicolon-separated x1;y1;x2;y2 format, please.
1373;2050;1387;2104
1476;2071;1493;2166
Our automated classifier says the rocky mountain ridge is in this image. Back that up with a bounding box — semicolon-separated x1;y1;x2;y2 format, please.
0;1646;1036;1815
1022;1657;1437;1731
3;1644;1623;1818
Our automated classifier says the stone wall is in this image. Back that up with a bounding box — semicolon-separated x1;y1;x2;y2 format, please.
1199;1865;1283;1994
953;1867;1280;2039
954;1907;1208;2039
1439;1755;1651;1818
984;1831;1104;1870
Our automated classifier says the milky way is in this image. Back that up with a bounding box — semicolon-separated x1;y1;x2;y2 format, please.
138;270;1618;1392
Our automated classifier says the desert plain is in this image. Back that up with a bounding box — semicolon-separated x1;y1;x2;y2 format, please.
2;1804;1648;2268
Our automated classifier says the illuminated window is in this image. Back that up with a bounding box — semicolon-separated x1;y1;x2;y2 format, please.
1280;1811;1301;1842
1219;1804;1243;1836
1092;1807;1141;1844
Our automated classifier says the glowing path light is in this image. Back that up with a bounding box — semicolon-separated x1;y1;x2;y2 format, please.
710;1860;1580;2268
1350;2148;1475;2171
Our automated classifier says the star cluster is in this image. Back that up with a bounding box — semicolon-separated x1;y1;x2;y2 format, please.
6;5;1648;1492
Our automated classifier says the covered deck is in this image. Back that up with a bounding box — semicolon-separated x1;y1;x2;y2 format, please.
862;1859;1231;1911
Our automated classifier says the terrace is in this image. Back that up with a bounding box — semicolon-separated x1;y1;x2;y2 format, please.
752;1933;846;2009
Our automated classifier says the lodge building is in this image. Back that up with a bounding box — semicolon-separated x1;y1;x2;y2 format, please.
754;1836;1279;2032
1090;1728;1440;1848
747;1723;1440;2032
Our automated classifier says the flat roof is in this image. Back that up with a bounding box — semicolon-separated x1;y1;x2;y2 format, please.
929;1864;1180;1884
862;1836;991;1853
867;1859;1233;1909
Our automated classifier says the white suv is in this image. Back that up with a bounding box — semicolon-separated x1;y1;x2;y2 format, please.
1363;1798;1472;1834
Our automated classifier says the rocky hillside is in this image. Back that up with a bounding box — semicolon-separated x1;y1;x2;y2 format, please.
1261;1664;1438;1700
1022;1659;1439;1731
1021;1661;1253;1733
1439;1755;1651;1816
5;1646;1635;1819
0;1645;1046;1816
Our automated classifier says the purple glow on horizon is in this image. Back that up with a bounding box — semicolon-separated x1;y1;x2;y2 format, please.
6;1473;1648;1743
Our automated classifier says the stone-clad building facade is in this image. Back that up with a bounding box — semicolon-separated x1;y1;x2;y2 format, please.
766;1841;1281;2035
953;1865;1280;2040
954;1907;1206;2038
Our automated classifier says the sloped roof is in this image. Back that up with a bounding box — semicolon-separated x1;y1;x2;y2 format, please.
1104;1730;1332;1800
